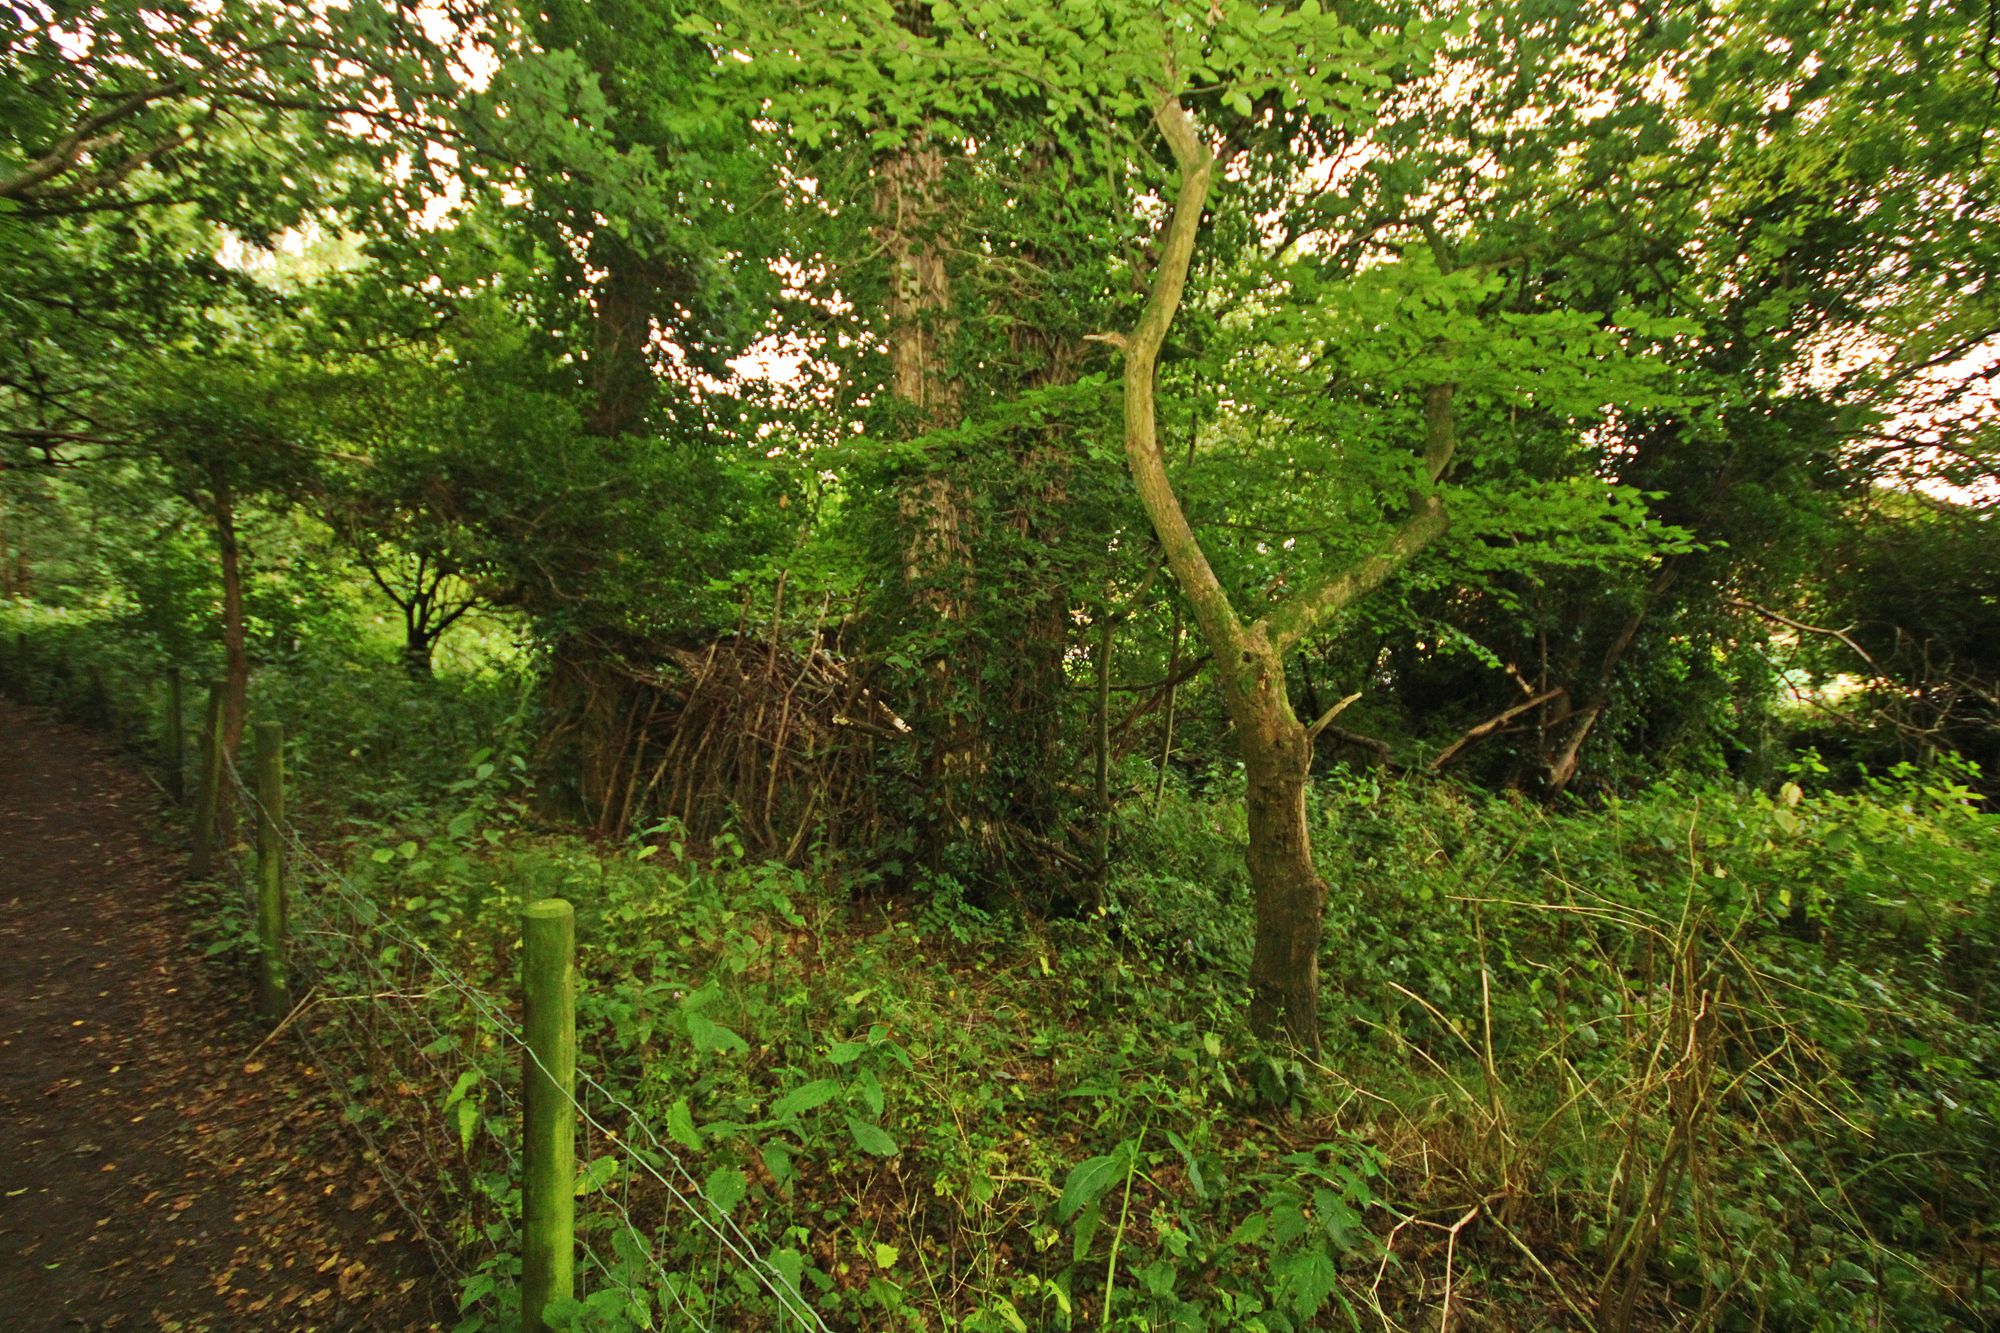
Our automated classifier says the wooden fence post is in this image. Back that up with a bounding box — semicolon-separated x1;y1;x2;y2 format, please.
191;681;224;879
164;668;186;803
522;898;576;1332
253;720;288;1021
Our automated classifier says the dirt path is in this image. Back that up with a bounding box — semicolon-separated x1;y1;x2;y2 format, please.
0;701;447;1331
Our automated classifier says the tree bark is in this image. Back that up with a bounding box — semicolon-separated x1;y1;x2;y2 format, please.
1113;99;1456;1053
1233;634;1327;1051
210;465;248;758
402;629;436;679
876;139;984;868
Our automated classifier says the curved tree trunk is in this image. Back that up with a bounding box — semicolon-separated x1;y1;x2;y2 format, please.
1114;100;1457;1055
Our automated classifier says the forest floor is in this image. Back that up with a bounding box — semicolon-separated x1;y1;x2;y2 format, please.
0;701;449;1331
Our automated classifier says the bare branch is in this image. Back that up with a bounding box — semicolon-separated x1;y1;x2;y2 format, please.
1431;687;1567;770
1724;597;1878;671
1305;691;1362;743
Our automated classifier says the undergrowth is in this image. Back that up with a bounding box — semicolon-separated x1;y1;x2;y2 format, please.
5;618;1997;1331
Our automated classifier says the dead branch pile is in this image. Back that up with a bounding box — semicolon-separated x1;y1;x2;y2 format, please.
549;627;908;858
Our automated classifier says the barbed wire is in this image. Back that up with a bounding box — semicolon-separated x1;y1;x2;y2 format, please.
216;751;827;1331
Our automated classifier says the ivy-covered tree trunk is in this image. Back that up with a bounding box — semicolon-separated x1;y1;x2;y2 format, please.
583;232;659;441
0;493;18;599
876;138;987;872
869;134;1102;893
541;229;664;824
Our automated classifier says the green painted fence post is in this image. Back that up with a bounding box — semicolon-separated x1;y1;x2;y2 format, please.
190;681;224;879
164;668;186;803
253;720;288;1021
522;898;576;1333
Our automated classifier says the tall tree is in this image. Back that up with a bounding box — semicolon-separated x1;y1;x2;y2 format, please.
716;0;1719;1044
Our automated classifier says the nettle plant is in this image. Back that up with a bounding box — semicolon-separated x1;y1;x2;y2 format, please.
1047;1126;1386;1332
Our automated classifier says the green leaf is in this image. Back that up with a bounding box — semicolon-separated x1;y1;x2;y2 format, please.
1222;1211;1269;1248
772;1079;842;1119
851;1068;884;1118
685;1011;748;1056
827;1040;867;1065
443;1069;480;1108
575;1156;619;1196
872;1241;898;1269
767;1247;807;1299
704;1165;747;1216
1072;1198;1101;1262
1275;1247;1340;1320
1057;1139;1133;1222
846;1115;899;1157
666;1098;704;1151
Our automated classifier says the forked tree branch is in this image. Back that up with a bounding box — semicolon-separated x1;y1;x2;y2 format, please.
1117;96;1241;661
1266;381;1456;652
